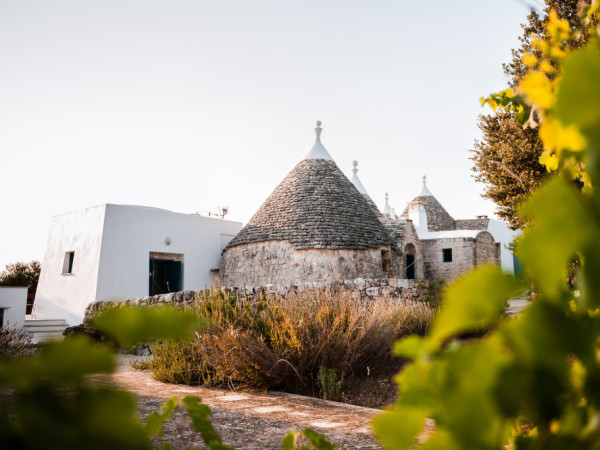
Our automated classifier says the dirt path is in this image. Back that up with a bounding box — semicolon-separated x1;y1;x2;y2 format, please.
111;356;387;449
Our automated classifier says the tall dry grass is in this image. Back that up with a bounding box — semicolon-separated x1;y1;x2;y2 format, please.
149;288;434;397
0;325;35;359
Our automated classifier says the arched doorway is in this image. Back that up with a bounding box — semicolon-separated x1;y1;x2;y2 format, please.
404;244;416;280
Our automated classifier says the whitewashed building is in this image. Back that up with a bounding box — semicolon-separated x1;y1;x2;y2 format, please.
0;287;27;329
34;204;242;326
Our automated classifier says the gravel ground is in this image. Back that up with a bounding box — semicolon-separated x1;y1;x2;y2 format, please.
109;355;390;449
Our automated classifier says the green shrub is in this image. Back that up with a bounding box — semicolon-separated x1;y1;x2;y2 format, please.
318;366;343;401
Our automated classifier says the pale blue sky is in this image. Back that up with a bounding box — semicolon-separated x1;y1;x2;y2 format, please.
0;0;534;269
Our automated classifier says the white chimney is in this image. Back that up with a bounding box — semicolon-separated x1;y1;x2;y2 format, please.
408;201;428;236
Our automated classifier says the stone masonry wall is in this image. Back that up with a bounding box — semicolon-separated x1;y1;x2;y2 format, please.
423;237;477;281
475;232;500;265
423;232;500;281
220;240;394;287
82;278;422;325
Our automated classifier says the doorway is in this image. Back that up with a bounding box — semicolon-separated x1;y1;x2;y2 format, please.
149;253;183;295
404;244;416;280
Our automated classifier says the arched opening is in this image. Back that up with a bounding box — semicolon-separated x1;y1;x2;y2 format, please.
381;249;391;274
404;244;416;280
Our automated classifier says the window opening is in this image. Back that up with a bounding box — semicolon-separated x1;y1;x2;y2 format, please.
62;251;75;274
443;248;453;263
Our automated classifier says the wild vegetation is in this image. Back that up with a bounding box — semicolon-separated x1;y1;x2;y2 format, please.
1;2;599;448
0;324;35;360
471;0;596;229
143;289;433;403
373;3;600;448
0;260;41;295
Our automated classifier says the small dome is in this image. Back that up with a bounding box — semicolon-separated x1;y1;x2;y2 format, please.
400;176;455;231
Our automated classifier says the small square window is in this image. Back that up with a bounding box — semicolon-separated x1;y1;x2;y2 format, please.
442;248;453;263
62;251;75;274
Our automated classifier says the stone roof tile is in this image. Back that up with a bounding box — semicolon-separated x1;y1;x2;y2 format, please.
226;159;392;250
400;195;456;232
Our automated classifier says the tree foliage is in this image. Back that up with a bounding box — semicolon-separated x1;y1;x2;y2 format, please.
471;0;593;230
0;260;41;295
375;4;600;448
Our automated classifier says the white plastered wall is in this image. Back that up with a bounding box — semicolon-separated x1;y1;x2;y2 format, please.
34;205;107;325
35;204;242;325
94;204;241;303
486;219;521;273
0;287;27;329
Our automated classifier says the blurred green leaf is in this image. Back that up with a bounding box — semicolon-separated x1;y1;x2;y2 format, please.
555;45;600;136
519;177;599;299
419;429;460;450
93;306;207;346
281;430;297;450
145;397;178;438
372;407;426;450
429;266;524;344
0;336;115;389
1;387;151;450
393;335;424;360
301;428;337;450
182;396;232;450
432;337;511;448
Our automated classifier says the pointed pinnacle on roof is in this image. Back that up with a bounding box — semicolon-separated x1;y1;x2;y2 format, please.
418;174;433;196
303;120;333;161
383;192;393;215
350;160;368;195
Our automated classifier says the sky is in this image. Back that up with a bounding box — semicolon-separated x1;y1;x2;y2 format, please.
0;0;536;270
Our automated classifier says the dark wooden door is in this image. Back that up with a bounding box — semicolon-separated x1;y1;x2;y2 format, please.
406;254;415;280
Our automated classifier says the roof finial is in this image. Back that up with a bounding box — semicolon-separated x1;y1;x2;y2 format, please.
303;120;333;160
383;192;393;215
417;175;433;196
352;160;358;175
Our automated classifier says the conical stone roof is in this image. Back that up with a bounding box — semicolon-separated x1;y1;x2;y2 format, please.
225;124;392;250
400;176;456;231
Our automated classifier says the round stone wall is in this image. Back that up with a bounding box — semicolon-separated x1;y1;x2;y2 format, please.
219;240;389;287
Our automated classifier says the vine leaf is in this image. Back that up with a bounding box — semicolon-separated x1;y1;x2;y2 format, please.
429;266;524;345
182;396;233;450
519;177;599;299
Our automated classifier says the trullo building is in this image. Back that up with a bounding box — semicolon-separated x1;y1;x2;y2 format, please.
219;121;396;286
220;122;515;287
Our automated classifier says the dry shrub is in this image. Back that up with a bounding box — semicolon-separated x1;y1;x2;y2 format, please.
0;325;35;359
150;289;434;397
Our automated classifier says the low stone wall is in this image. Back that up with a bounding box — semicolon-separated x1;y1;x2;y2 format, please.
82;278;423;325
